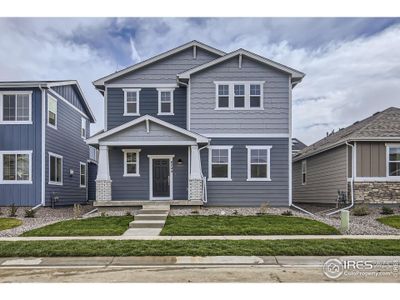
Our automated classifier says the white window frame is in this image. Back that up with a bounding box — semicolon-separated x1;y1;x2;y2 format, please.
157;88;174;115
48;152;63;185
123;149;141;177
208;146;233;181
0;150;33;184
214;81;264;110
81;117;87;139
246;146;272;181
301;160;307;185
386;144;400;178
0;91;33;124
123;88;141;116
47;94;58;129
79;162;87;188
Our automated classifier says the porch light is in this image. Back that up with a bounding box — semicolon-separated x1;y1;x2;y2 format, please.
177;158;183;165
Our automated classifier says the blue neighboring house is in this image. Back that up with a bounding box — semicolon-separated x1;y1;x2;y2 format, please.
87;40;305;207
0;81;96;207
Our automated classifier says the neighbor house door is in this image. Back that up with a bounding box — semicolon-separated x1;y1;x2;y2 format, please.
149;155;174;200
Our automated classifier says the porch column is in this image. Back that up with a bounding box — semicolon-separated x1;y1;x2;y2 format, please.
96;145;112;202
189;145;203;201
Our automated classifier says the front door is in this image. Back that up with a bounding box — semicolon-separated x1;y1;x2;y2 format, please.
152;159;170;198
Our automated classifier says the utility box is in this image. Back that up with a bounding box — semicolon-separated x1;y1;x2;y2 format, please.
340;210;350;232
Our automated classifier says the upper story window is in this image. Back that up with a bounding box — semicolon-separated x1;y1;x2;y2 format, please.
47;95;57;129
0;151;32;184
246;146;271;181
387;145;400;177
208;146;232;181
123;89;140;116
215;82;264;110
301;160;307;185
49;152;63;185
80;162;87;188
81;117;86;139
123;149;141;177
0;92;32;124
157;88;174;115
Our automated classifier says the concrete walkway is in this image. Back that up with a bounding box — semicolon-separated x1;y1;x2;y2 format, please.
123;205;170;236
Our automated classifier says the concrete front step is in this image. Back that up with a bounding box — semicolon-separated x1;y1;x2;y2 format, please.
142;204;170;210
129;220;166;228
138;209;169;215
135;214;168;221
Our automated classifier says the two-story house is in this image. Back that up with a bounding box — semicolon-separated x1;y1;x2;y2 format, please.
87;41;304;207
0;81;96;207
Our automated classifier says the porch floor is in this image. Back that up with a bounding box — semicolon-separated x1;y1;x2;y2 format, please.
93;200;203;207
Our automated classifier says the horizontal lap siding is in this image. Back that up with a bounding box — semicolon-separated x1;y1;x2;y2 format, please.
0;88;42;206
293;145;348;204
201;138;289;206
109;146;188;200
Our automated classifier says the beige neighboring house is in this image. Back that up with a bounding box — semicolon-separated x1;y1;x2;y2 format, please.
293;107;400;205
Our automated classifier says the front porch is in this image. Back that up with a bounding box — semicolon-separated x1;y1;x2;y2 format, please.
93;200;204;207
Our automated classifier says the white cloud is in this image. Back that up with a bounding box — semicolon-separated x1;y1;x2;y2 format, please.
129;37;141;63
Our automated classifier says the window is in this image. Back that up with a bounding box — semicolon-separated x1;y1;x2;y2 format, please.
217;84;229;108
157;88;174;115
234;84;245;108
81;118;86;139
301;160;307;185
47;95;57;128
215;82;264;110
208;146;232;181
123;149;141;176
0;92;32;124
388;146;400;177
123;89;140;116
246;146;271;181
49;153;63;185
250;84;261;108
0;151;32;184
80;162;86;187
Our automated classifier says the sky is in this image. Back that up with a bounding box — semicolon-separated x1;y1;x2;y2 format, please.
0;17;399;145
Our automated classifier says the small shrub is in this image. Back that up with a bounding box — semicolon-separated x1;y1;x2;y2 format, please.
232;209;238;215
191;209;199;214
100;211;107;217
281;210;293;216
259;202;270;215
0;207;3;216
73;204;82;219
381;206;394;215
24;209;36;218
8;204;18;217
352;205;370;216
125;211;132;216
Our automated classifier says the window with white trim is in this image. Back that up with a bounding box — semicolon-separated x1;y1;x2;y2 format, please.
80;162;86;187
217;84;229;108
250;84;261;108
234;84;245;108
49;153;63;185
388;146;400;177
47;95;57;128
246;146;271;181
208;146;232;180
157;88;174;115
215;82;264;109
123;149;141;176
123;89;140;116
81;117;86;139
0;92;32;123
301;160;307;185
0;151;32;183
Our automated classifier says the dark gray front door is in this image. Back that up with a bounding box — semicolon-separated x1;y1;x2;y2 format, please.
152;159;170;198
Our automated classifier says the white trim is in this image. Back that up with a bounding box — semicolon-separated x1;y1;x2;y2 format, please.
48;152;63;185
148;155;175;200
246;146;272;182
48;89;90;120
288;77;293;205
104;86;108;131
107;84;178;88
40;86;46;205
79;162;87;188
0;150;33;184
0;91;33;124
100;141;197;146
157;88;175;115
208;146;232;181
187;81;191;130
200;133;289;138
214;82;265;110
122;149;141;177
123;88;141;116
47;94;58;130
386;143;400;178
81;117;87;139
354;177;400;182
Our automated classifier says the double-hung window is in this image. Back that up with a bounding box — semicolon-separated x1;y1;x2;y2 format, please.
217;84;229;108
387;145;400;177
215;82;264;109
49;153;63;185
157;88;174;115
208;146;232;181
234;84;245;108
47;95;57;128
301;160;307;185
80;162;87;187
246;146;271;181
0;151;32;184
81;117;86;139
250;84;261;108
123;149;141;177
123;89;140;116
0;92;32;124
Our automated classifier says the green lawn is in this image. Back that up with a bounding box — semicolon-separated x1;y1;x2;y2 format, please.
0;218;22;231
160;215;340;235
21;216;133;237
377;215;400;229
0;239;398;256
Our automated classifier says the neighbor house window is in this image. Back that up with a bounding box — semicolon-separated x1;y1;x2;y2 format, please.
81;117;86;139
47;95;57;128
246;146;271;181
123;89;140;116
388;146;400;177
0;92;32;124
80;162;86;187
208;146;232;181
0;151;32;183
302;160;307;185
157;88;174;115
49;153;63;185
234;84;245;108
215;82;264;110
123;149;141;177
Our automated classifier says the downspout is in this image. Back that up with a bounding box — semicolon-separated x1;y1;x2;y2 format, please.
326;142;355;216
39;84;46;206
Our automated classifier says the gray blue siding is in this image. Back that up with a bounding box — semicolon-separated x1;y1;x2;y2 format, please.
52;85;92;119
88;161;97;201
201;138;290;206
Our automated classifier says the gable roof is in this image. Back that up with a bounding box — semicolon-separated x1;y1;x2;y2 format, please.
292;138;307;152
293;107;400;162
93;40;226;87
86;114;209;144
177;48;305;84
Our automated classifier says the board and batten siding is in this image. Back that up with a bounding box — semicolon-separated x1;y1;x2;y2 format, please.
293;145;348;204
201;138;289;206
190;56;290;134
51;85;90;118
356;142;386;177
107;87;186;130
108;146;188;200
0;87;42;206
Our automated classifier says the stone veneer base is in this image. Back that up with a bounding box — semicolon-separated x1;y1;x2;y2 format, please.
96;179;112;202
353;181;400;204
